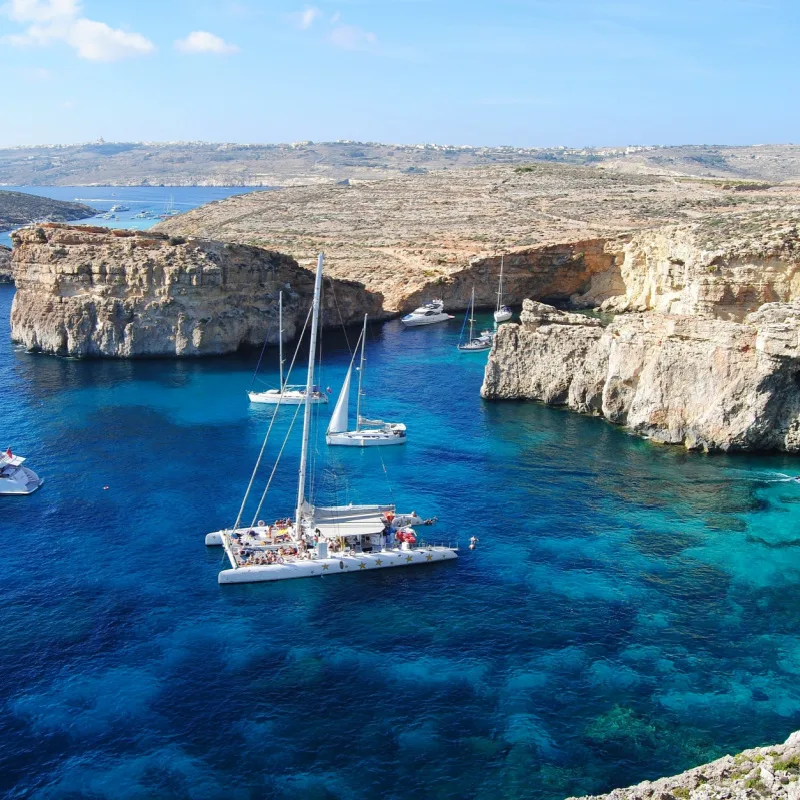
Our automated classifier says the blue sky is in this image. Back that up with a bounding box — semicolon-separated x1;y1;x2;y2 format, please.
0;0;797;147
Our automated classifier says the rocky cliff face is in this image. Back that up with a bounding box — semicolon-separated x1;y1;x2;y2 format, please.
482;299;800;452
10;225;381;357
569;729;800;800
0;245;11;283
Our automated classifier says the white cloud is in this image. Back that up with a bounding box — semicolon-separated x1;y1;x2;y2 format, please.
174;30;238;55
287;6;321;29
2;0;155;61
329;24;377;51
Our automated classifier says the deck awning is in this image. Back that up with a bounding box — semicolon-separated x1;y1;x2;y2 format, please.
312;503;395;539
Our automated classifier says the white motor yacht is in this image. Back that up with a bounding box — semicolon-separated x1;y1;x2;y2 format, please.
205;254;457;584
0;450;43;495
401;299;453;327
327;315;406;447
248;291;329;406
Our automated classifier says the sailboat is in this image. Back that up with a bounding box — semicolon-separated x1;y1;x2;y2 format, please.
326;315;406;447
205;254;457;584
457;287;493;352
494;255;513;323
248;291;329;405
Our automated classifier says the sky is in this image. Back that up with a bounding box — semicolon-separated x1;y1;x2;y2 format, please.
0;0;798;148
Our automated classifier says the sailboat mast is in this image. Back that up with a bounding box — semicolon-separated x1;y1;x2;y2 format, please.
295;253;324;534
469;288;475;340
278;291;284;389
355;314;367;431
497;255;504;313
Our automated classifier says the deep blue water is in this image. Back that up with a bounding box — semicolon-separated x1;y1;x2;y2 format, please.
0;186;256;248
3;284;800;800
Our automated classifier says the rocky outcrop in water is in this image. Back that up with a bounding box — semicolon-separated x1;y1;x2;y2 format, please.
0;191;95;232
0;245;11;283
569;729;800;800
482;299;800;452
10;224;381;357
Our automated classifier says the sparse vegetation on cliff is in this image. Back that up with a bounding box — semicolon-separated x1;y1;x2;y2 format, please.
0;190;95;232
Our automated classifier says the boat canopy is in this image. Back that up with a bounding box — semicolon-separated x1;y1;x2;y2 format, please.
313;503;395;539
1;454;24;467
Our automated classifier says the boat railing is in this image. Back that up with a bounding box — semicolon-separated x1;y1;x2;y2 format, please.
413;540;459;551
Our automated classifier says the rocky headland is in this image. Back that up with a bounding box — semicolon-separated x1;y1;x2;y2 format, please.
10;225;380;357
0;190;95;232
570;729;800;800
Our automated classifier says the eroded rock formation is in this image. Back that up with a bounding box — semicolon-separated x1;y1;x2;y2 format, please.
10;224;381;357
0;245;11;283
569;729;800;800
482;299;800;452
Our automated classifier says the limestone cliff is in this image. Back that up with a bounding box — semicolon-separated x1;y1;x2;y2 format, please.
482;299;800;452
569;729;800;800
10;224;381;357
0;245;11;283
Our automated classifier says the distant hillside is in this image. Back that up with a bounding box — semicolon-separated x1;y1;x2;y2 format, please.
2;141;800;187
0;190;96;232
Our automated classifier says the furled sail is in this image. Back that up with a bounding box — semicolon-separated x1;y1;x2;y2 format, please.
327;366;352;434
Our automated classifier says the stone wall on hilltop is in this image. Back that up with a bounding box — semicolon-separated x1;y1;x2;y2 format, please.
10;224;382;357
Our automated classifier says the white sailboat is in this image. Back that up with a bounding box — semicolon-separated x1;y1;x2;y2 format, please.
205;254;457;584
494;255;513;323
326;315;406;447
248;291;329;405
457;287;493;352
0;449;43;495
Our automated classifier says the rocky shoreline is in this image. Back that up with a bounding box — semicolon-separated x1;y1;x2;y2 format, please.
10;225;381;357
569;730;800;800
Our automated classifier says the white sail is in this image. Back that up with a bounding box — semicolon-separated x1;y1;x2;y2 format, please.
327;364;352;434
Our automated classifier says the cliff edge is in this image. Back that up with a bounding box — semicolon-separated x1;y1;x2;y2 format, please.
569;730;800;800
10;224;381;357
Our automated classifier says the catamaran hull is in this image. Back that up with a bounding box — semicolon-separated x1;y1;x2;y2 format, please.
248;390;328;405
217;547;458;584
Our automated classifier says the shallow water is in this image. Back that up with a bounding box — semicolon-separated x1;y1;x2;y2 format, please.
2;285;800;799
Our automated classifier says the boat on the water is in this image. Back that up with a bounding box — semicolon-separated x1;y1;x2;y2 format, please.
248;291;329;406
401;299;453;327
110;204;130;213
494;255;513;323
0;449;43;495
326;315;406;447
458;287;493;352
206;254;457;584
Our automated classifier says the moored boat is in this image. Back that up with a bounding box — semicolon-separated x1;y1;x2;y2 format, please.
494;255;513;323
206;254;457;584
401;299;453;327
458;288;493;352
0;449;43;495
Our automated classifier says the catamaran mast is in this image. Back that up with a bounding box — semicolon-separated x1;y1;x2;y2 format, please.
496;255;504;313
295;253;324;534
355;314;367;431
278;291;284;389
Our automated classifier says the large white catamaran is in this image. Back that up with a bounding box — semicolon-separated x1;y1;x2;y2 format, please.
248;291;329;406
206;254;457;584
326;315;406;447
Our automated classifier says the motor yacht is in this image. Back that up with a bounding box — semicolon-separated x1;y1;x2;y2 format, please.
0;450;43;495
401;299;453;327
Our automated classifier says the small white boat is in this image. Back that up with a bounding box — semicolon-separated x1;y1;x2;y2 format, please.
494;255;513;323
401;299;453;327
0;450;43;495
458;288;493;352
110;204;130;213
206;254;457;584
248;291;329;406
327;315;406;447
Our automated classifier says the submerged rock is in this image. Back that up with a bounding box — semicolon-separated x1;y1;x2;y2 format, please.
10;224;382;357
568;729;800;800
482;299;800;452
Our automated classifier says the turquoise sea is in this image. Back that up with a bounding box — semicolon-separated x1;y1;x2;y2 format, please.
3;192;800;798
